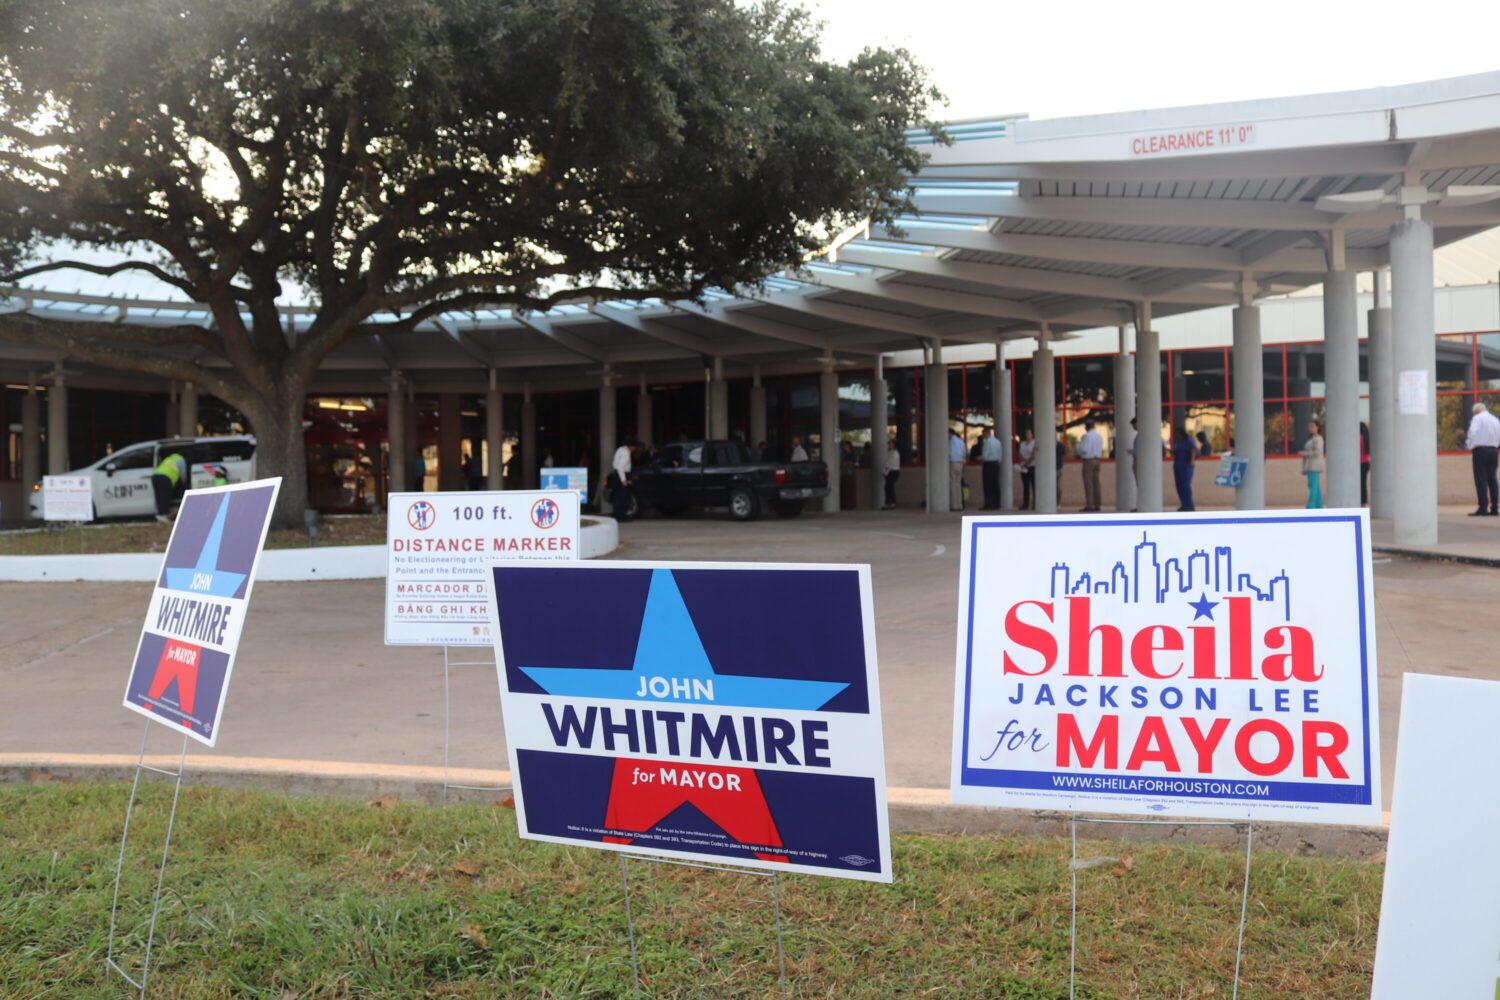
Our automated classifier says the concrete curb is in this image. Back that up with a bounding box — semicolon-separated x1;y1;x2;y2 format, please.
1373;544;1500;568
0;518;620;581
0;755;1388;861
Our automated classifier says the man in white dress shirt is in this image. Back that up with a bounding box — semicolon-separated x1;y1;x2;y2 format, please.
1464;402;1500;516
1076;419;1104;512
611;440;637;521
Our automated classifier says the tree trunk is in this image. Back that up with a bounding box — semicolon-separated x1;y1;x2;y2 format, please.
242;379;312;531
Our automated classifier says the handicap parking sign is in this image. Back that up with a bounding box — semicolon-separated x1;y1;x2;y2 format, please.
1213;455;1249;488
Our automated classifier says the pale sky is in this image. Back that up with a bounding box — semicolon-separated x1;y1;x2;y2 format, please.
806;0;1500;122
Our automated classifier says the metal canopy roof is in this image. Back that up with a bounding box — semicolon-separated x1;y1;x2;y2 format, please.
5;72;1500;390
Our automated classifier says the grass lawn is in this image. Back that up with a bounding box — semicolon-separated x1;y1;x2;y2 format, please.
0;783;1381;999
0;516;388;556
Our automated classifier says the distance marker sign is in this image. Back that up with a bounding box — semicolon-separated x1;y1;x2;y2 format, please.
385;490;580;646
490;561;893;882
122;479;281;746
951;511;1381;825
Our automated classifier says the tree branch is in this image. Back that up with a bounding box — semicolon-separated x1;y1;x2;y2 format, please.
0;313;245;403
1;259;202;300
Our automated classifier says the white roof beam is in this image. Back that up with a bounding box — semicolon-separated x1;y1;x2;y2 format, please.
589;305;719;357
674;301;836;352
794;268;1043;322
874;224;1246;271
514;313;611;364
911;192;1338;230
838;246;1141;300
748;289;942;338
913;144;1410;183
433;317;494;367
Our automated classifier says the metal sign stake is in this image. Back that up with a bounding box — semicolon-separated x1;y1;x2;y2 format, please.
618;853;789;999
440;645;510;805
105;720;190;999
1067;815;1253;1000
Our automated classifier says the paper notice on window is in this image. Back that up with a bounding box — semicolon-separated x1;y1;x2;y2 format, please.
1397;370;1429;416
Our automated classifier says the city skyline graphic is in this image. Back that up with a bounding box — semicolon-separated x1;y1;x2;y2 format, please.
1046;530;1292;621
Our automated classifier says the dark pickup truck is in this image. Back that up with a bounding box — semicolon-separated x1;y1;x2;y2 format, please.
627;439;828;521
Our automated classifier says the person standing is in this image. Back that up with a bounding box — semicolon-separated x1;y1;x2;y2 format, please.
1171;425;1196;511
611;440;636;521
1359;422;1371;506
151;450;187;523
1464;401;1500;516
1300;420;1325;509
1076;419;1103;511
1017;428;1037;510
1195;431;1213;457
979;426;1003;510
883;439;901;509
948;426;966;511
1055;435;1065;506
789;436;808;463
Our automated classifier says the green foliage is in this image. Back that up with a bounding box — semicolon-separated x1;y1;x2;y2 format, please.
0;0;937;321
0;783;1383;998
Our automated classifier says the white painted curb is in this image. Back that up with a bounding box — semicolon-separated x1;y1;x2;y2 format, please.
0;517;619;582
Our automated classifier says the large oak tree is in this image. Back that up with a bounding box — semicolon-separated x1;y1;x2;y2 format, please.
0;0;936;525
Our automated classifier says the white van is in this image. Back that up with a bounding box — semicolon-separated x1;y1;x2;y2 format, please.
28;436;258;520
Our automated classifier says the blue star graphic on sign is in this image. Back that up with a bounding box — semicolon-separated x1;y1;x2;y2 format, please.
517;568;849;711
163;492;247;598
1188;591;1218;621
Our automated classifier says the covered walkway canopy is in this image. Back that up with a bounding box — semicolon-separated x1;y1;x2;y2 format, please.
6;72;1500;539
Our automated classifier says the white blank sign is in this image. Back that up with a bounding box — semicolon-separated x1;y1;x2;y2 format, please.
1370;674;1500;998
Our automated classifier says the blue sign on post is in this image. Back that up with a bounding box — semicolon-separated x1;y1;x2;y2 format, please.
488;560;893;882
539;466;589;504
121;478;281;746
1214;455;1249;487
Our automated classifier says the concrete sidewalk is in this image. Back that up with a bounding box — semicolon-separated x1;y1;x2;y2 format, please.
3;507;1496;854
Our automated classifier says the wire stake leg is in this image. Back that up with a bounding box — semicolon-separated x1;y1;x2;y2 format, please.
620;854;642;1000
1231;821;1254;1000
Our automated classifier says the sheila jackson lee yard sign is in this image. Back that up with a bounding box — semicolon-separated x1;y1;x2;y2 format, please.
951;511;1381;825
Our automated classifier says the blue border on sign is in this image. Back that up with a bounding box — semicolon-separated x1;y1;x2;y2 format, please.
959;514;1373;807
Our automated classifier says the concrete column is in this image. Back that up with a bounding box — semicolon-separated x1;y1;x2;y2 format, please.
1134;308;1164;512
46;366;68;474
1232;301;1266;510
1390;202;1437;545
924;342;950;514
179;381;199;438
599;369;617;504
486;369;503;489
21;376;42;488
387;374;407;493
405;384;420;488
637;373;653;446
870;355;888;510
748;366;766;452
709;356;728;440
820;357;839;513
1113;325;1136;512
1323;265;1360;508
1368;270;1394;518
521;384;537;491
995;345;1014;509
1033;333;1057;514
165;382;180;438
438;392;463;491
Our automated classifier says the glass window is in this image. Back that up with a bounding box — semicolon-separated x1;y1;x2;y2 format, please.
1437;393;1470;451
1174;349;1227;402
1285;345;1324;397
1477;334;1500;390
1436;335;1473;391
1262;346;1286;400
109;445;156;471
1063;356;1113;410
966;364;994;413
